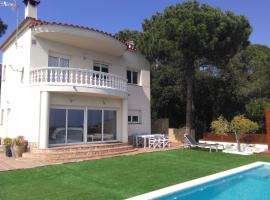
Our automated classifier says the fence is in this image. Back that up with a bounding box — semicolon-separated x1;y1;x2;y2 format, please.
203;132;267;144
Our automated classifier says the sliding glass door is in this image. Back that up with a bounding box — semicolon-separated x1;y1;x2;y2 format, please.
103;110;116;141
49;108;84;145
87;110;102;142
67;109;84;143
87;109;117;142
49;107;117;146
49;108;66;145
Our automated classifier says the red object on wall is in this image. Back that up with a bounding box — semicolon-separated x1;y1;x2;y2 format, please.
266;110;270;150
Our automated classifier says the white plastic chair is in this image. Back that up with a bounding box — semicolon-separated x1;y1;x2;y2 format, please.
162;137;170;148
148;137;158;148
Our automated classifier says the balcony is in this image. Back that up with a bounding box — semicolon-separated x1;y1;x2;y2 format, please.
30;67;127;96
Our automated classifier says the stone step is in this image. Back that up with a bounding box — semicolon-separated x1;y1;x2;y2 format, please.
21;148;137;162
23;145;133;158
31;143;129;153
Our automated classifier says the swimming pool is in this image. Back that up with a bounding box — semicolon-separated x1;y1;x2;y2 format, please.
127;162;270;200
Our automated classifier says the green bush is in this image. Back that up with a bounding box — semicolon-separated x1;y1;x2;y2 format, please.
230;114;259;134
245;98;270;132
3;137;12;146
211;116;230;134
211;114;259;151
12;136;27;146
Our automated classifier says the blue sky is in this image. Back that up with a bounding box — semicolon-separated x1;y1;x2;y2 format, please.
0;0;269;62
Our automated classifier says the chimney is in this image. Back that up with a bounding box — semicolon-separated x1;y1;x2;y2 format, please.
23;0;40;19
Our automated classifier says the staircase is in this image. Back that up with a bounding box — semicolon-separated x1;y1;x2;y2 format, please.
21;143;137;163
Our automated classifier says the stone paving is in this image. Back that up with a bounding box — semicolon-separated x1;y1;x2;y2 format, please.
0;144;183;172
0;153;49;171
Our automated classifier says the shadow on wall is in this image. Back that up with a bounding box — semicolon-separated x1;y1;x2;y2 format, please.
151;118;169;134
152;118;196;144
168;127;195;144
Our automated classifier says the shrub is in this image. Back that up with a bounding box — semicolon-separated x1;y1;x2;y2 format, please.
211;114;259;151
230;114;259;134
210;116;230;134
3;137;12;145
12;136;27;146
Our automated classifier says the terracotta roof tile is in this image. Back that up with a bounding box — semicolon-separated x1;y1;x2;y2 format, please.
1;17;137;51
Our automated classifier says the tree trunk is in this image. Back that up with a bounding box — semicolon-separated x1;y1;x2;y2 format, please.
234;131;241;152
185;69;194;135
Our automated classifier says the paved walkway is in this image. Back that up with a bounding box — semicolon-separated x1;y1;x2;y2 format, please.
0;153;49;172
0;145;183;172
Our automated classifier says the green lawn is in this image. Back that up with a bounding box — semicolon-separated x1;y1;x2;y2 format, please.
1;149;270;200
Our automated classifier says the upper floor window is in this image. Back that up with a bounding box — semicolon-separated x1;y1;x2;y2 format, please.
93;62;109;73
48;56;69;67
127;70;138;85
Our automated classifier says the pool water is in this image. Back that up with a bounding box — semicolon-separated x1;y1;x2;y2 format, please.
156;165;270;200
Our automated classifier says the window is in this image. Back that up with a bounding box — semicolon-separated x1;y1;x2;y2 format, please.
128;110;141;124
93;62;109;73
127;70;138;84
48;56;69;67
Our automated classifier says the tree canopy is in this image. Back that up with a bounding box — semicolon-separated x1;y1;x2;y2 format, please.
116;1;270;137
138;1;251;134
0;18;7;38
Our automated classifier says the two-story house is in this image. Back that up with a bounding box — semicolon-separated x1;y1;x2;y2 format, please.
0;2;150;149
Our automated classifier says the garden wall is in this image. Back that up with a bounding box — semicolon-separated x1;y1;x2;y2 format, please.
151;118;169;134
203;132;267;144
168;128;195;144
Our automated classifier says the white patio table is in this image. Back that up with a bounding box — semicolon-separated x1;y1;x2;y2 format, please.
135;134;164;148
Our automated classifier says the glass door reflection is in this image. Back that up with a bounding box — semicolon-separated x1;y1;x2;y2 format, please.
87;110;102;142
103;110;116;141
67;109;84;143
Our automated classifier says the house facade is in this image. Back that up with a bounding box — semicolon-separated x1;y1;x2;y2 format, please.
0;3;150;149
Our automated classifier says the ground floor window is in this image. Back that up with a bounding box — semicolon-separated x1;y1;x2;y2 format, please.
49;108;117;145
128;110;141;124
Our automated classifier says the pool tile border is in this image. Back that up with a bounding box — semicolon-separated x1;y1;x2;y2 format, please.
127;161;270;200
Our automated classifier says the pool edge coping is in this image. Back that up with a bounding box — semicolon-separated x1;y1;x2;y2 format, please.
126;161;270;200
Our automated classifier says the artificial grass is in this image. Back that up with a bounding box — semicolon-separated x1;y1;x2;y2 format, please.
1;149;270;200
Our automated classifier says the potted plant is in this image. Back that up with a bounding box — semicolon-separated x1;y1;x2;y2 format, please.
12;136;27;157
2;137;13;157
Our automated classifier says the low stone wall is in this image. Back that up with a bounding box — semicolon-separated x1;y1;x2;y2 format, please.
203;132;267;144
168;128;195;144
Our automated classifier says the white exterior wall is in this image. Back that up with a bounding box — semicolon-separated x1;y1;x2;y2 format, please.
0;28;41;143
0;27;151;146
124;51;151;135
30;37;151;136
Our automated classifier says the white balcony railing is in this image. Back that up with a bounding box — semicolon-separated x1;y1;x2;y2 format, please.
30;67;127;92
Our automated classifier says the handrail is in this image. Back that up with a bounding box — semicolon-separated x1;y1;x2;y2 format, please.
30;67;127;92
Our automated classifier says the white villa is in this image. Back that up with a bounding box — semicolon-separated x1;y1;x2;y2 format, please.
0;2;150;149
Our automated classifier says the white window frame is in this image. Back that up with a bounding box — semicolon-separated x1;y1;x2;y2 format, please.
127;69;139;85
93;61;109;73
128;110;141;124
49;106;118;146
48;52;70;68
